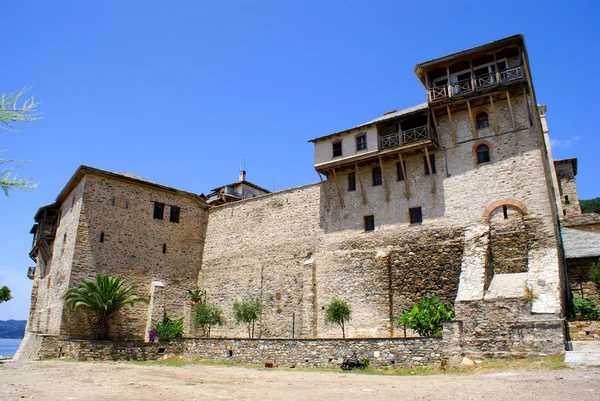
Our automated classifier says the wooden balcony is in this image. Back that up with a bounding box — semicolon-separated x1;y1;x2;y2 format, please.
379;125;437;152
428;66;524;102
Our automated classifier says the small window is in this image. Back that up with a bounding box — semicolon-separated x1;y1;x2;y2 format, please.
503;205;509;219
170;206;180;223
372;167;382;186
396;161;406;181
565;195;570;205
162;243;167;254
477;145;491;164
476;112;489;129
409;207;422;224
153;202;165;220
332;141;342;158
348;172;356;191
356;134;367;151
71;196;76;210
99;232;104;243
111;198;116;206
125;201;129;209
364;215;375;231
424;154;436;175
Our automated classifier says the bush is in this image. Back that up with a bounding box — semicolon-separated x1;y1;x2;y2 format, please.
154;314;184;339
572;296;600;319
194;302;225;337
590;259;600;289
396;295;454;337
233;297;262;338
324;297;352;339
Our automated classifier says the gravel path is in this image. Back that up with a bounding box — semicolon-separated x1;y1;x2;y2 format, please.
1;360;599;401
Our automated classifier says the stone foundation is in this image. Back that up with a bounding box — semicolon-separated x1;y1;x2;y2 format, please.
567;320;600;341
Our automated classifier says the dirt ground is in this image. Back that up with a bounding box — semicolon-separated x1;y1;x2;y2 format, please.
1;360;599;401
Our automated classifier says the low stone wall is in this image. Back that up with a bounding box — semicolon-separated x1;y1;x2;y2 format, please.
568;320;600;340
56;337;444;368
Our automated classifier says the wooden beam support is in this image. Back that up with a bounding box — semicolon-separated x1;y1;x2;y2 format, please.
398;152;409;199
355;163;366;206
331;168;344;209
317;171;323;182
469;59;476;92
523;87;533;127
446;105;456;146
467;100;477;139
489;95;499;136
425;72;431;102
506;91;517;130
424;147;436;194
446;66;451;98
378;157;389;203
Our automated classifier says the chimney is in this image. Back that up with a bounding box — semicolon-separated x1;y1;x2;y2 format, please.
239;170;246;182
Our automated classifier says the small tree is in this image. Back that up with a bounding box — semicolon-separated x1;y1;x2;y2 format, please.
396;295;454;337
194;302;225;337
324;297;352;339
64;275;147;340
0;286;12;303
233;297;262;339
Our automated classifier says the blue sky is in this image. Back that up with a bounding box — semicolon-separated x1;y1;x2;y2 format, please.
1;1;599;320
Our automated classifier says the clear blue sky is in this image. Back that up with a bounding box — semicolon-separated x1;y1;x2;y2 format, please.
1;1;599;320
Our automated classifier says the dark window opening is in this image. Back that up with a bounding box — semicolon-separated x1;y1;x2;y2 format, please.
396;161;406;181
565;195;570;204
99;232;104;243
424;154;436;175
125;201;129;209
356;134;367;151
71;196;76;210
372;167;382;186
364;215;375;232
477;145;491;164
409;207;423;224
158;347;166;354
332;141;342;158
228;350;233;357
153;202;165;220
111;198;116;206
503;205;509;219
170;206;180;223
563;209;567;216
348;172;356;191
162;243;167;254
476;112;489;129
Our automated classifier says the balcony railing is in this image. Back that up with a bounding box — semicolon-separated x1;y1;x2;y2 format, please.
27;266;35;280
428;65;524;101
379;125;432;151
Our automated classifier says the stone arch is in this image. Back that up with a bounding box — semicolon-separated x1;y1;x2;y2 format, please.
482;199;527;224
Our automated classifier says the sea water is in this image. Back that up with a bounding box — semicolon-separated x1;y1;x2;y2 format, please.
0;338;22;357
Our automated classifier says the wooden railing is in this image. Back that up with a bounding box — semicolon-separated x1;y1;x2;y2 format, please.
428;65;524;101
379;125;431;150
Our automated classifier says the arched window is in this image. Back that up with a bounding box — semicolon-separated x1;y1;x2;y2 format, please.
476;112;489;129
477;144;490;164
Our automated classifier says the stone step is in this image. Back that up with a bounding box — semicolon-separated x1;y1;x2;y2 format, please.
564;341;600;366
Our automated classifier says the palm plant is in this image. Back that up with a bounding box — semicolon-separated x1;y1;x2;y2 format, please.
64;274;147;340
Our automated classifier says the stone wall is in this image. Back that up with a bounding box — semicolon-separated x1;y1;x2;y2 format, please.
454;298;564;358
554;160;581;216
567;320;600;341
55;337;444;369
567;257;600;303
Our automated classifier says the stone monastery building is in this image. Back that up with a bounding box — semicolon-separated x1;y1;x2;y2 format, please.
19;35;600;359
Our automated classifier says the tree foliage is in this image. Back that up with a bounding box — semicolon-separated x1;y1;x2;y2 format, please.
64;274;147;340
396;295;454;337
233;297;262;339
154;314;184;339
0;286;12;303
590;258;600;289
572;296;600;320
186;287;206;304
194;302;225;337
324;297;352;339
580;198;600;214
0;87;41;196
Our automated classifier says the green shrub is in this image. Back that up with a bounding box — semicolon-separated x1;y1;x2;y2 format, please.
194;302;225;337
590;259;600;289
396;295;454;337
573;296;600;319
233;297;262;338
154;314;184;339
324;297;352;339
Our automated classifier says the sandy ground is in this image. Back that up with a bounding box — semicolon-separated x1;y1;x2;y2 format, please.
1;360;599;401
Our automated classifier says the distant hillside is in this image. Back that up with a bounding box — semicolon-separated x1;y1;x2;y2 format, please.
0;320;26;339
581;198;600;214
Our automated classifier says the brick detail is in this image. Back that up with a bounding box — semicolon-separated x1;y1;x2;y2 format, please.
482;199;527;223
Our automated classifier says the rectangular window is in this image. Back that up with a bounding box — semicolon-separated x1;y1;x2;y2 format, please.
364;215;375;232
99;232;104;243
396;161;407;181
356;134;367;151
170;206;180;223
153;202;165;220
424;154;436;175
162;243;167;254
348;172;356;191
409;207;422;224
372;167;382;186
332;141;342;158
